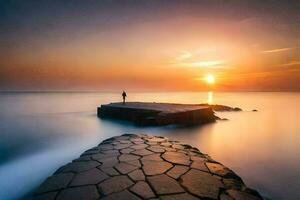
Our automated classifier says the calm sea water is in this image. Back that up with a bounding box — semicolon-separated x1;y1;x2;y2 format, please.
0;92;299;200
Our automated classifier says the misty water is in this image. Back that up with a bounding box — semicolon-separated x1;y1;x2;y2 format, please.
0;92;299;200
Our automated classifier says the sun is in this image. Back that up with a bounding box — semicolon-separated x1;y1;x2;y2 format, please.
205;75;215;84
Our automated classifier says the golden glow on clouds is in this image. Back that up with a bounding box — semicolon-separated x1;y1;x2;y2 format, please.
261;47;294;53
175;50;227;69
282;60;300;66
177;51;192;61
184;60;225;68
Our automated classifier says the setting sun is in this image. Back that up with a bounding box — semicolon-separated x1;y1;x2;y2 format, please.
205;75;215;85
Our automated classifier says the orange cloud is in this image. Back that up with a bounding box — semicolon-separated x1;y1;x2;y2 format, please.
261;47;295;53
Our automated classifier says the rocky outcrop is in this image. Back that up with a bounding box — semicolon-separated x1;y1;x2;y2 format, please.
199;104;243;112
98;102;216;126
34;134;263;200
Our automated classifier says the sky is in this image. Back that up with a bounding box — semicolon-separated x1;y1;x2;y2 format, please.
0;0;299;92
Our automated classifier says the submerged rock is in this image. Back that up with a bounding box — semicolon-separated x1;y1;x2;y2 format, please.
233;107;242;111
220;118;229;121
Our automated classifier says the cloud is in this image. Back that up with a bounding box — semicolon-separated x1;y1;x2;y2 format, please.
281;60;300;66
174;49;227;68
177;51;192;61
261;47;294;53
178;60;226;68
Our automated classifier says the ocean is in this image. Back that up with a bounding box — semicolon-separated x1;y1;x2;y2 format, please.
0;92;299;200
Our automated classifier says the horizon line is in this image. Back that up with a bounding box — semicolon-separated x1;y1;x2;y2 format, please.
0;90;299;93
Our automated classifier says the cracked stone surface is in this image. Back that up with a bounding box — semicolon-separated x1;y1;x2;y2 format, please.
206;162;232;176
147;146;165;153
55;161;100;173
191;160;209;172
98;175;134;195
166;165;189;179
57;186;100;200
70;168;108;186
99;167;120;176
34;192;58;200
148;174;185;195
160;193;199;200
129;181;155;199
35;173;74;194
115;162;139;174
128;169;145;181
142;160;172;175
34;134;263;200
162;151;191;165
132;149;153;156
181;169;223;199
119;154;140;162
101;190;141;200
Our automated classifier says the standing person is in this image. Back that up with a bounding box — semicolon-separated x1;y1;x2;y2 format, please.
122;91;127;104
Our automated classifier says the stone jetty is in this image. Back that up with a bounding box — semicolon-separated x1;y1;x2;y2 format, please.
34;134;263;200
98;102;216;126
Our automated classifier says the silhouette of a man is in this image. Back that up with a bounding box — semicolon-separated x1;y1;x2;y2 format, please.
122;91;127;104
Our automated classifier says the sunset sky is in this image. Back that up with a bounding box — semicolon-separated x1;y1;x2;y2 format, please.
0;0;299;91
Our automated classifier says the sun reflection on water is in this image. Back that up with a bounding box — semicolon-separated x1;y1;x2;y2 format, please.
208;91;213;104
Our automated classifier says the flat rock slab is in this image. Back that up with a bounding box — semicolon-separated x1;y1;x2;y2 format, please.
98;102;216;126
34;134;263;200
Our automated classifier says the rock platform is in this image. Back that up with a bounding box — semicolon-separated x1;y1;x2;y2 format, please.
98;102;216;126
34;134;263;200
